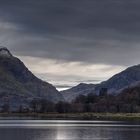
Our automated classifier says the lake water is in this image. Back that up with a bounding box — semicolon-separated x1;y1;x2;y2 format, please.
0;120;140;140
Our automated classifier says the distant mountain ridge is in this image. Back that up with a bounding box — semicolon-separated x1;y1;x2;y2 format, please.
61;64;140;102
61;83;95;101
95;64;140;93
0;47;64;111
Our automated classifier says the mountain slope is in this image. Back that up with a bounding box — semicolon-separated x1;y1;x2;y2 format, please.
62;64;140;102
61;83;95;101
96;65;140;93
0;47;64;110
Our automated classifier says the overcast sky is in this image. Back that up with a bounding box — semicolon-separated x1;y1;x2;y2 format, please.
0;0;140;90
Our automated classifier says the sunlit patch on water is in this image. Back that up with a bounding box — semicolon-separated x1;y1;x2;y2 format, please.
0;120;139;140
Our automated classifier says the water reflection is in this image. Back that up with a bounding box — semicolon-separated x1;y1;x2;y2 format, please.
0;120;139;140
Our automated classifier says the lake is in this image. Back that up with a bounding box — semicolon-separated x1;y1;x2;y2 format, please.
0;120;140;140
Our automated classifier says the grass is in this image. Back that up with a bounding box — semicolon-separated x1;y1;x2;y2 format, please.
1;112;140;120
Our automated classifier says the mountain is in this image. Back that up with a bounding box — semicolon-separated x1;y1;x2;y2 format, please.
61;83;95;101
95;64;140;93
61;64;140;102
0;47;64;111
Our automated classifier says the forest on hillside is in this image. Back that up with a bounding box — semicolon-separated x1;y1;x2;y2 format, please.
2;86;140;114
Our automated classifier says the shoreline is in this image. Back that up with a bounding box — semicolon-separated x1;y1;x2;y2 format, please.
0;113;140;120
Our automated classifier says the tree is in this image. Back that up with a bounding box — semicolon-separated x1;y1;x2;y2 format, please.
74;95;87;104
30;99;42;112
99;88;108;97
86;93;98;103
1;103;10;113
55;101;71;113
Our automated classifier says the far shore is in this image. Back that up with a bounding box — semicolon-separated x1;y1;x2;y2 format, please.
0;113;140;121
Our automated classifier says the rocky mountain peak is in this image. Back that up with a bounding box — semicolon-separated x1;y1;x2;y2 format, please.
0;47;64;107
0;47;13;57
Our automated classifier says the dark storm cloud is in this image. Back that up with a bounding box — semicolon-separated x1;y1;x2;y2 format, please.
0;0;140;65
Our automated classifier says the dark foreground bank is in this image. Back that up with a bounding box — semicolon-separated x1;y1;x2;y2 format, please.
0;113;140;120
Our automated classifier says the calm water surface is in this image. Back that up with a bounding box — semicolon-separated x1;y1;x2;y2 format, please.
0;120;139;140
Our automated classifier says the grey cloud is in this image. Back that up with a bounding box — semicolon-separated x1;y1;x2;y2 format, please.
1;0;140;34
0;0;140;66
10;35;140;66
36;73;101;89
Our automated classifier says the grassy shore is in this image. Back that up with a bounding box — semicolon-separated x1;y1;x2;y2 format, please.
0;113;140;120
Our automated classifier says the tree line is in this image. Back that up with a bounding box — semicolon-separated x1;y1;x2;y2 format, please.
1;87;140;113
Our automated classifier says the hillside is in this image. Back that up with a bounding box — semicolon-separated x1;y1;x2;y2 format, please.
61;83;95;102
62;64;140;102
0;47;64;111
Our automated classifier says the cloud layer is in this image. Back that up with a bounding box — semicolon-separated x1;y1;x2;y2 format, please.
0;0;140;89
